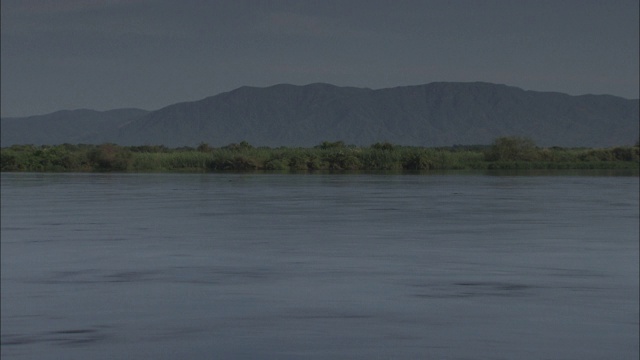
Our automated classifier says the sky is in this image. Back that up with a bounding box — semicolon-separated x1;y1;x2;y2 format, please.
1;0;638;117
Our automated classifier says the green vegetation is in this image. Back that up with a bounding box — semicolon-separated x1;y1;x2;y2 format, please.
1;137;638;173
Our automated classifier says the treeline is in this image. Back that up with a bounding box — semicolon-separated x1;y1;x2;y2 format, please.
1;137;638;172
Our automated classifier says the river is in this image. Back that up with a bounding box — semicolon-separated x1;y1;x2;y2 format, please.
1;172;638;359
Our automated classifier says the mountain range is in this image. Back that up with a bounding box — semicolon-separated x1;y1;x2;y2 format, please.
2;82;638;148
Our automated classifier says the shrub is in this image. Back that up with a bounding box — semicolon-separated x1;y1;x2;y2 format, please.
612;147;639;161
264;157;288;170
371;142;395;151
485;136;538;161
88;144;133;171
402;151;432;170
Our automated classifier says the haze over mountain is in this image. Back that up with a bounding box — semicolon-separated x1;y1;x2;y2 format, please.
2;82;638;148
1;108;149;146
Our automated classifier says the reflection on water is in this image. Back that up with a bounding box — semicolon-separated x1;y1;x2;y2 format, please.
1;172;638;359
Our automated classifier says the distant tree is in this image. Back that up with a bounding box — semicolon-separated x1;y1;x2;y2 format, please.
485;136;538;161
88;144;132;171
223;141;253;151
197;142;212;153
316;140;345;150
371;142;395;151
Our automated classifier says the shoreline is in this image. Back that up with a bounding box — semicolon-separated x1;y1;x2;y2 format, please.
2;139;638;173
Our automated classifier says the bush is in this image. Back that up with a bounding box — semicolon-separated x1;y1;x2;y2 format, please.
612;147;639;161
323;150;361;170
371;142;395;151
316;140;346;150
264;157;288;170
485;136;538;161
402;151;432;170
88;144;133;171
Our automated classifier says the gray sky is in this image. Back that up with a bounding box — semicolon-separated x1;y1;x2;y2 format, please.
1;0;638;117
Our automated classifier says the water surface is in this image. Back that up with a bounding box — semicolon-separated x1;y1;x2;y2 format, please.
2;172;638;359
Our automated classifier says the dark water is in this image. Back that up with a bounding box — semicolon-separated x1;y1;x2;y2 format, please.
1;172;638;359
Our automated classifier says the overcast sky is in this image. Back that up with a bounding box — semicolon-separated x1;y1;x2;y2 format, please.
1;0;638;117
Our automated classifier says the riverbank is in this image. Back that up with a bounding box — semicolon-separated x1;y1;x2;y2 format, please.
1;138;638;172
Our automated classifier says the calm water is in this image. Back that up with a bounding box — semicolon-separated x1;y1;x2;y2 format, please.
1;172;638;359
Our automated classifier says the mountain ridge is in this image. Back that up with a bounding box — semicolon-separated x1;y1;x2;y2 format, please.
2;82;638;147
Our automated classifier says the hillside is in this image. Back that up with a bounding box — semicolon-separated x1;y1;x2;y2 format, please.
1;108;149;146
2;82;638;147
